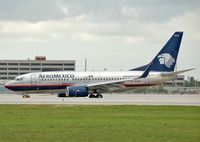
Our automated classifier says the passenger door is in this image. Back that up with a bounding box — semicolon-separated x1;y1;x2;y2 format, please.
31;74;37;85
30;74;38;91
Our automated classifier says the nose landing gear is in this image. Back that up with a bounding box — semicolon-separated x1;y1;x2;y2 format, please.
22;95;30;98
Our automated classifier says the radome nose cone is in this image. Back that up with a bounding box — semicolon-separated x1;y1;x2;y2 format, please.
4;81;11;89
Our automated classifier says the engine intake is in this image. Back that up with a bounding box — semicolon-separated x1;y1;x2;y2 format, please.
66;86;89;97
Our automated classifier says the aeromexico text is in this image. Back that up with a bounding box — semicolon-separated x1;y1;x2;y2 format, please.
39;74;75;79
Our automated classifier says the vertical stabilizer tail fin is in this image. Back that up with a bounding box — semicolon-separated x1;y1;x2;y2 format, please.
130;32;183;72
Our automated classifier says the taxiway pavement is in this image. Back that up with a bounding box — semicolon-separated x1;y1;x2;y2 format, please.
0;93;200;106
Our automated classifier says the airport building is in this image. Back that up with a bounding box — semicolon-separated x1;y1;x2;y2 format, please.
0;56;75;81
164;75;185;86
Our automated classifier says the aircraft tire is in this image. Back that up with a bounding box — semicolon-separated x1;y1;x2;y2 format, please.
57;93;67;97
22;95;30;98
96;93;103;98
89;94;96;98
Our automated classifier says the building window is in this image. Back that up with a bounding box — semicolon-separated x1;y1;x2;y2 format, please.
20;72;28;75
64;63;74;66
42;63;63;66
177;78;184;81
20;68;30;70
7;76;15;79
64;68;74;71
8;68;18;70
0;77;7;79
20;63;30;66
42;68;63;71
31;68;41;70
0;68;7;70
8;63;18;66
0;63;7;65
0;72;7;75
31;63;41;66
8;72;18;75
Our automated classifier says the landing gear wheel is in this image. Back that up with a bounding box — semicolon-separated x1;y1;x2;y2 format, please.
89;94;96;98
96;93;103;98
57;93;67;97
22;95;30;98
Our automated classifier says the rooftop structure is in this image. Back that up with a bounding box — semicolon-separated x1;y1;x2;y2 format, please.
0;56;75;80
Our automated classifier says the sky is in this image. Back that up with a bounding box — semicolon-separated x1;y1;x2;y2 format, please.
0;0;199;79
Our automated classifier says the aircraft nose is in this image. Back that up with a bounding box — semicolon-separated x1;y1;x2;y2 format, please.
4;81;13;89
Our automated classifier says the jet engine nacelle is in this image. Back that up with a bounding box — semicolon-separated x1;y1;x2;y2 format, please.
66;86;89;97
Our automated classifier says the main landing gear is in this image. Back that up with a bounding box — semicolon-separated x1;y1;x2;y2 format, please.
89;92;103;98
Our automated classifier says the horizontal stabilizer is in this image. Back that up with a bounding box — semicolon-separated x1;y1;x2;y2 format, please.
161;68;195;77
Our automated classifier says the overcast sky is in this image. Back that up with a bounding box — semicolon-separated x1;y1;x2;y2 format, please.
0;0;199;79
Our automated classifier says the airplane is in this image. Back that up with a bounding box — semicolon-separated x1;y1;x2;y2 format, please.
4;31;194;98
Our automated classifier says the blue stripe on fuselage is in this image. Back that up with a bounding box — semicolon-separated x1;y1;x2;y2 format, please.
5;84;73;92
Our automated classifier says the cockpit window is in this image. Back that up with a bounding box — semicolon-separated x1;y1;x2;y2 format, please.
15;77;23;81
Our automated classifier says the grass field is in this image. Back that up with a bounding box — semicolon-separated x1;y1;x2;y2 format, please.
0;105;199;142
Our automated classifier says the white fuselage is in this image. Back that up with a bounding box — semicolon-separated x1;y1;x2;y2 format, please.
5;71;174;94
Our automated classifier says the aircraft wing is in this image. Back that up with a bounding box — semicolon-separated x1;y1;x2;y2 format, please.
86;68;194;92
87;78;132;92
